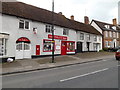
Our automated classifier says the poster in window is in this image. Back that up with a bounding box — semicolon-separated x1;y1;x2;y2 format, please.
67;42;75;52
43;40;53;52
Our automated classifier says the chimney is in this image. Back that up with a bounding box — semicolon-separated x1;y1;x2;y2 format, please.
84;16;89;24
113;18;117;26
70;15;74;20
58;12;62;15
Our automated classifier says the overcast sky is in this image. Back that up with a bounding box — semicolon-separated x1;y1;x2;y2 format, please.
16;0;119;24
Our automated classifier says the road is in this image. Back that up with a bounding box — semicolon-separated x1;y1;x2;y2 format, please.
2;58;120;88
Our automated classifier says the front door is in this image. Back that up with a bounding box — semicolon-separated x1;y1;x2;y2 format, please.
16;37;31;59
77;42;82;53
87;42;90;51
61;41;67;55
16;42;31;59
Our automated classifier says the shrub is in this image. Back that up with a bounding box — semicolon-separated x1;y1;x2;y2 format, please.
103;48;108;51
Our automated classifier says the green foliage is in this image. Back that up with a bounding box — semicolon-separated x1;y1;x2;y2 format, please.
103;48;108;51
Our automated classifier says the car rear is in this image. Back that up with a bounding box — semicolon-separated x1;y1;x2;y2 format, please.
115;49;120;60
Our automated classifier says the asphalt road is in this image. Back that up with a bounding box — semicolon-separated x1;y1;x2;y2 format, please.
2;58;120;88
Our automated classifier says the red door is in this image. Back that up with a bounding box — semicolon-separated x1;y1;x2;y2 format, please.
61;41;67;55
36;45;40;55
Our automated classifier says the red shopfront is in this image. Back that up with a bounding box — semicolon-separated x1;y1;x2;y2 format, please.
48;34;75;55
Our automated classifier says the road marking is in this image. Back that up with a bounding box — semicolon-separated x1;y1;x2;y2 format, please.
60;68;109;82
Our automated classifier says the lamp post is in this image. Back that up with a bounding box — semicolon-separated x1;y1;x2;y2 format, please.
51;0;55;63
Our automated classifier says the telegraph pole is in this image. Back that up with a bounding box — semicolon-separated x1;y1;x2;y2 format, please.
51;0;55;63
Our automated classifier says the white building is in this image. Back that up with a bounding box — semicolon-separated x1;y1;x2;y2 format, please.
0;2;102;61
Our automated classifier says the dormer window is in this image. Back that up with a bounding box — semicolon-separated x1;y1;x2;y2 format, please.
112;26;116;30
104;25;110;29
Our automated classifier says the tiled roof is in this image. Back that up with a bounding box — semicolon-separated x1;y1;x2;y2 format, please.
92;20;120;32
1;2;102;35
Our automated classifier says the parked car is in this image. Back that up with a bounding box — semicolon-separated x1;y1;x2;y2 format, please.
108;46;120;52
115;49;120;60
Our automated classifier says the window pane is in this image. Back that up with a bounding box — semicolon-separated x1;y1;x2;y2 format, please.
25;21;29;29
45;25;52;33
80;33;84;40
19;20;24;29
63;29;69;35
43;40;53;52
67;42;75;51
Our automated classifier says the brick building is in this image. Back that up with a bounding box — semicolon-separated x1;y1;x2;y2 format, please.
91;19;120;49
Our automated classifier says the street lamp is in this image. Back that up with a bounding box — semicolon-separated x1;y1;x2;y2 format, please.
51;0;55;63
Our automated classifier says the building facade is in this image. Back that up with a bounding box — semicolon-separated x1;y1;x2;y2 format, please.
91;19;120;49
0;2;102;60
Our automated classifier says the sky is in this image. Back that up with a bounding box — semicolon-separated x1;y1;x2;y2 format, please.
7;0;120;24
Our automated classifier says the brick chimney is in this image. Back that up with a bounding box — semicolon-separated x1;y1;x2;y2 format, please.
113;18;117;26
58;12;62;15
84;16;89;24
70;15;74;20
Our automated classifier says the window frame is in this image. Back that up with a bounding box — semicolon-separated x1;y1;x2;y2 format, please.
19;20;30;30
109;31;112;37
94;35;97;41
80;33;84;40
86;34;90;40
63;28;69;35
45;24;52;33
43;39;55;52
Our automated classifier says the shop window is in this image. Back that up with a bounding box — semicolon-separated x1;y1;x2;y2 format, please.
24;43;30;50
63;28;69;35
93;43;97;51
45;25;52;33
0;38;7;56
19;20;30;30
43;40;53;52
67;42;75;52
16;43;30;51
16;43;22;50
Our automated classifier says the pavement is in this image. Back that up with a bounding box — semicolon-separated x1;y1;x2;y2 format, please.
0;52;115;75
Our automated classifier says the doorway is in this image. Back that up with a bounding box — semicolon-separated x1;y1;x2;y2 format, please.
61;41;67;55
77;42;83;53
16;37;31;59
86;42;90;51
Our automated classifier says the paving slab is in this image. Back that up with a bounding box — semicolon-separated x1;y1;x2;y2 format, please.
1;52;115;75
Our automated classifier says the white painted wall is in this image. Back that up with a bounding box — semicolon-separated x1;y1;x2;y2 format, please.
77;31;102;52
2;14;77;58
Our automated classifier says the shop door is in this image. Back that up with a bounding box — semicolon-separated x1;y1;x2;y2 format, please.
61;41;67;55
36;45;40;55
87;42;90;51
16;42;31;59
16;37;31;59
77;42;82;53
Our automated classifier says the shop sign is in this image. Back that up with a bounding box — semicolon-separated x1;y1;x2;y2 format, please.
17;37;30;43
48;34;67;40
